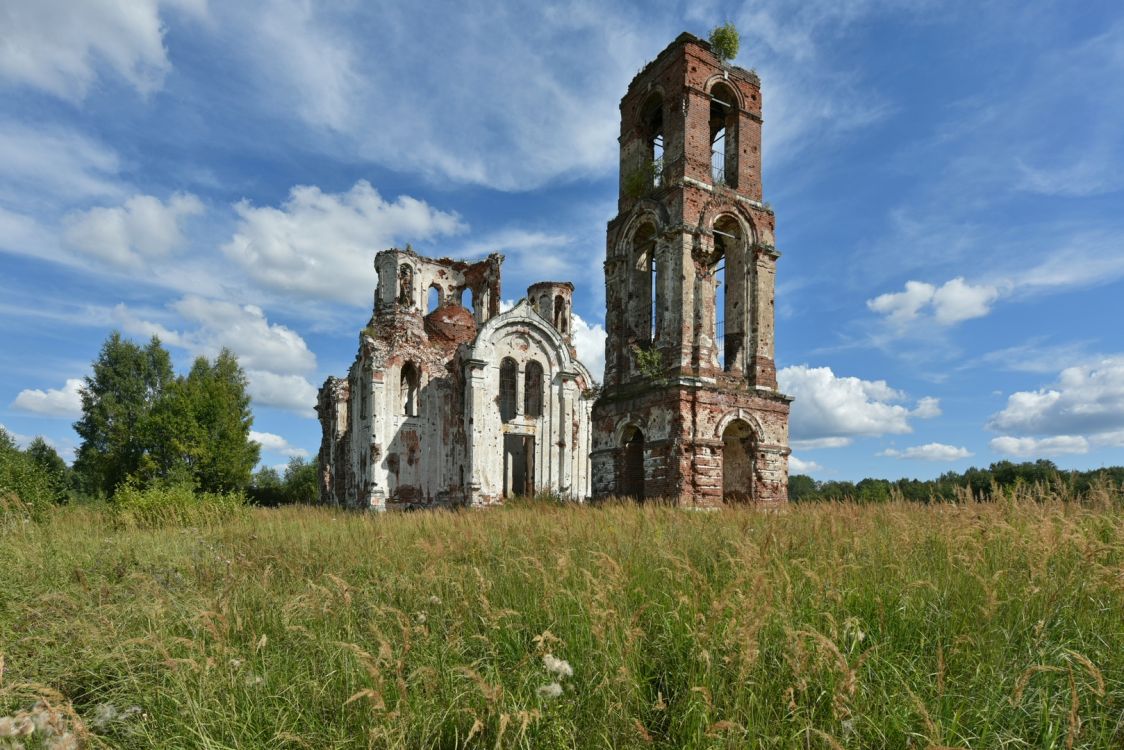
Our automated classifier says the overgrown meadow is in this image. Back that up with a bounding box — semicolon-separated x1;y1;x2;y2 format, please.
2;490;1123;748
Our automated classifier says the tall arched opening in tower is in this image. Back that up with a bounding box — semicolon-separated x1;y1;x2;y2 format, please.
628;221;659;346
712;214;745;372
620;425;646;501
722;419;756;503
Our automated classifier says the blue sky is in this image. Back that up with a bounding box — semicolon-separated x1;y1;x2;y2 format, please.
2;0;1123;480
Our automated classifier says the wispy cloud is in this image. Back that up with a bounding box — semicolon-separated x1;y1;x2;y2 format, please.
879;442;972;461
0;0;206;100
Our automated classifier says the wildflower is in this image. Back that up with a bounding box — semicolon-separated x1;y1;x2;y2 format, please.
537;682;563;699
542;654;573;678
413;611;427;624
428;595;442;605
229;658;244;669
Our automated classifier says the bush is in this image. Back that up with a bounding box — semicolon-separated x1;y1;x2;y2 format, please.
708;23;739;62
110;479;246;529
0;429;54;522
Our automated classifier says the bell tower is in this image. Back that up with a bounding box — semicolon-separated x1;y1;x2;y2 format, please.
590;32;791;506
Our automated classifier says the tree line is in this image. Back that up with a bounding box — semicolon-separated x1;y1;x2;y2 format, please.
789;460;1124;503
1;332;320;514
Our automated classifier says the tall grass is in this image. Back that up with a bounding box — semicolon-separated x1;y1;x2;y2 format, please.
1;491;1122;748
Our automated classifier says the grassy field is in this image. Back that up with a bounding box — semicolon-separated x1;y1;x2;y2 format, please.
1;494;1122;749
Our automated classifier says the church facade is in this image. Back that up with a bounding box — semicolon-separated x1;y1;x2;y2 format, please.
316;32;790;509
316;247;595;509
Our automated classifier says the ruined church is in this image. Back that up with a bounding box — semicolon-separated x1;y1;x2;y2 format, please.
316;32;791;509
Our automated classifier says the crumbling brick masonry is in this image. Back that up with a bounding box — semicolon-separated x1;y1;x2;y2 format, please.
317;248;596;509
317;31;790;509
590;32;792;507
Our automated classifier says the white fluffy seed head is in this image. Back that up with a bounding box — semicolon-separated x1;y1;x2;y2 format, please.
542;653;573;678
537;682;563;698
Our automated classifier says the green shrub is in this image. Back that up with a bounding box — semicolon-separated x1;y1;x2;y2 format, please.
709;23;739;62
0;429;54;522
632;343;663;378
622;158;661;199
110;479;246;529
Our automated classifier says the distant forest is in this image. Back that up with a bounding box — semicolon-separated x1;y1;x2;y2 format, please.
790;460;1124;503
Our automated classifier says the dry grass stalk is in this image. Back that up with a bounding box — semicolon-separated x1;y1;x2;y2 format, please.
1010;665;1066;706
1065;650;1105;697
1066;666;1080;750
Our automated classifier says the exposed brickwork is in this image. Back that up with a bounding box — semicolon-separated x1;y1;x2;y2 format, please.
316;248;596;510
318;31;791;511
591;32;792;507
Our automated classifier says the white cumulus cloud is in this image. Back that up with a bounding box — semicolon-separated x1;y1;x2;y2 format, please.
879;443;973;461
989;435;1089;457
866;280;935;323
571;313;605;385
249;430;309;459
789;455;823;473
245;371;318;417
778;365;938;443
11;378;84;417
867;277;998;326
64;193;204;266
930;277;1000;324
112;296;319;416
987;357;1124;437
223;180;465;307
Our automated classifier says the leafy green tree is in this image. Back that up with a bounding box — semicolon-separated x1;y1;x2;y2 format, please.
282;457;319;504
26;437;72;503
73;333;174;495
856;478;893;504
141;349;259;492
788;474;818;501
248;465;285;506
708;23;739;62
0;428;53;517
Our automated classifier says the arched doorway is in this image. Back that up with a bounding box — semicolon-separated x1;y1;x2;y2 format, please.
722;419;756;503
621;425;645;500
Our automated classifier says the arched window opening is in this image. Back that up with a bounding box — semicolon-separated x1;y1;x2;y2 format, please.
712;215;743;371
630;222;658;343
641;93;664;188
427;284;441;313
722;419;756;503
621;425;646;501
400;361;419;417
524;360;543;418
499;357;518;423
553;295;567;333
710;83;738;187
398;264;415;307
